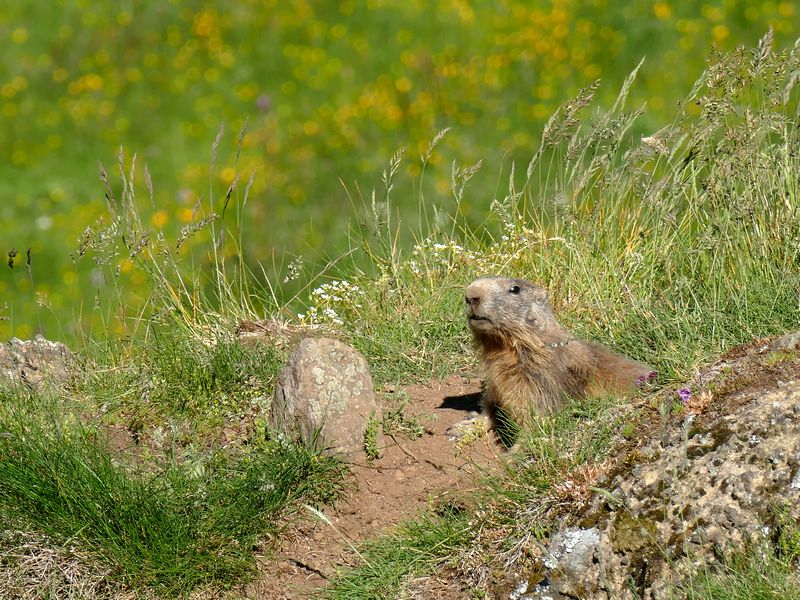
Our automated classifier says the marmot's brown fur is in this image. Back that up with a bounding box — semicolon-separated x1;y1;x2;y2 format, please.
465;276;654;436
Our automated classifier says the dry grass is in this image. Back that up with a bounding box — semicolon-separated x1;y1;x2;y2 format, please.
0;528;143;600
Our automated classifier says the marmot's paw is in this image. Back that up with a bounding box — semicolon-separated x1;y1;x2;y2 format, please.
446;413;490;447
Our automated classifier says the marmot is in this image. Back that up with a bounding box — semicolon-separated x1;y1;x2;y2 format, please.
465;276;654;439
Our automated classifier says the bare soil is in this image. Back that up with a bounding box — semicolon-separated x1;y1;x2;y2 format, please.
247;375;499;599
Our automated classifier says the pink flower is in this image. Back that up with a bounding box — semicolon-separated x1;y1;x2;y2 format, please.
637;371;658;387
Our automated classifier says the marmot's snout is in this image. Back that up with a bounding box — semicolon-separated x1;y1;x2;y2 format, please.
465;290;480;311
465;276;529;330
465;279;496;330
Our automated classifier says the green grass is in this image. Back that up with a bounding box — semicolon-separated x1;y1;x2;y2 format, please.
2;1;799;341
320;504;473;600
679;520;800;600
0;383;345;597
82;330;286;431
298;33;800;388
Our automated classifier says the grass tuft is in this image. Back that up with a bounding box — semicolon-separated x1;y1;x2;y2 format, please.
320;504;473;600
0;389;345;596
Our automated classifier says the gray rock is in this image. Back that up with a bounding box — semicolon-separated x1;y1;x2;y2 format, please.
544;527;601;596
0;335;74;389
771;330;800;351
545;527;601;571
270;337;380;457
534;381;800;599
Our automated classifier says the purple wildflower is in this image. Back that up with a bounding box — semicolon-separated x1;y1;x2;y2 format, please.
678;388;692;403
637;371;658;387
256;94;272;112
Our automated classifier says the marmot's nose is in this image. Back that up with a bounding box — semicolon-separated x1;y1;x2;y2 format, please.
465;293;481;308
465;282;485;308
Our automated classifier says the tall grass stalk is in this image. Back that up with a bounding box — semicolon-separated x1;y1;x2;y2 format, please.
297;32;800;386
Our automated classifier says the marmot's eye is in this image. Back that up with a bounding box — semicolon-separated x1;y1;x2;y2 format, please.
509;285;521;294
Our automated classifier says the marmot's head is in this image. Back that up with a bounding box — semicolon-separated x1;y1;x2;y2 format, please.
465;276;559;344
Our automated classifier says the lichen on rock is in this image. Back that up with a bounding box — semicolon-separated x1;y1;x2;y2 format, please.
0;334;75;390
522;338;800;599
269;337;381;458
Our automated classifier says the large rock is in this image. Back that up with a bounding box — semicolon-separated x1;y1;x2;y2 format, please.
518;349;800;600
270;337;380;457
0;335;74;389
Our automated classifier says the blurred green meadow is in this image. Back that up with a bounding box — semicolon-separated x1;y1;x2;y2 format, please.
0;0;797;341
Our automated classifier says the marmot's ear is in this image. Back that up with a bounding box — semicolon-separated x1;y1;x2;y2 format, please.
525;296;546;323
524;286;549;324
530;286;548;305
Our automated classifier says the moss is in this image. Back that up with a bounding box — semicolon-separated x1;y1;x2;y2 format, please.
622;449;643;468
621;422;637;439
687;423;733;452
609;512;664;590
363;410;381;460
612;512;659;553
764;349;798;366
644;506;667;522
